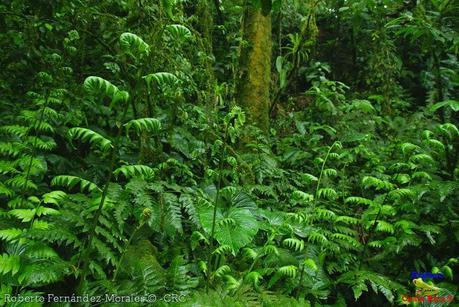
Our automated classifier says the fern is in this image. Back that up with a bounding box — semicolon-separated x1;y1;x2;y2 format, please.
143;72;180;89
114;165;155;179
0;229;23;241
278;265;297;278
362;176;394;191
345;196;374;206
317;187;338;200
84;76;119;99
337;270;405;303
437;123;459;140
51;175;101;193
5;175;38;190
0;142;23;157
388;188;415;200
0;125;29;138
124;118;161;136
213;265;231;279
409;153;434;164
68;127;113;152
119;32;150;57
283;238;304;252
292;190;314;203
42;190;67;205
401;142;420;156
165;24;192;41
0;254;21;276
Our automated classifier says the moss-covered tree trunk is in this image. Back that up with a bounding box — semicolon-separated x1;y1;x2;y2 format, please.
237;4;272;132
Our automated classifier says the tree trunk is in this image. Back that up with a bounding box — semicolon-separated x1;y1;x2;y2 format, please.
237;4;272;132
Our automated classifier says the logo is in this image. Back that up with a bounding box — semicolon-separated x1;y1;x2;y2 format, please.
402;294;455;303
410;271;445;280
413;278;440;296
401;273;455;303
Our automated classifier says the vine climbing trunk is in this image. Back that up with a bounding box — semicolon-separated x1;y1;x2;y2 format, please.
237;3;272;132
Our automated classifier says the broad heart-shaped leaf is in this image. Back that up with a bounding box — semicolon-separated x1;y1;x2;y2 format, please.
198;206;259;254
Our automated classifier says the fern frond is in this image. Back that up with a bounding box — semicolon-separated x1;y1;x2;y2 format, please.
124;118;161;136
26;228;81;248
30;120;55;133
0;253;20;276
0;125;29;138
263;245;279;256
180;194;199;226
345;196;373;206
114;164;155;180
213;265;231;278
317;187;338;200
51;175;101;193
143;72;179;89
42;191;67;205
283;238;304;252
119;32;150;57
409;153;434;164
242;247;258;260
94;226;123;252
84;76;119;99
91;237;116;266
5;175;37;190
165;194;183;234
362;176;394;191
314;208;337;220
425;139;445;152
245;271;262;288
375;220;395;234
301;173;319;183
437;123;459;140
331;233;362;250
26;136;57;151
0;183;14;198
35;206;60;217
24;242;59;259
68;127;113;152
18;260;66;285
165;24;192;41
306;231;328;244
323;168;338;177
388;188;415;200
8;209;35;222
0;228;23;242
400;142;420;156
303;258;318;272
0;142;23;157
335;215;359;225
278;265;297;278
0;160;18;175
292;190;314;203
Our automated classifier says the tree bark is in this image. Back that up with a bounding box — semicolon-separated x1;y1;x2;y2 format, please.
237;4;272;132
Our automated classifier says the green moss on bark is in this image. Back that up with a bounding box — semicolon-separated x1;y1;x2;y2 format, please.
238;6;272;132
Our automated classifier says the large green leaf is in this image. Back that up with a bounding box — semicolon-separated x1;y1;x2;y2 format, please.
198;206;259;254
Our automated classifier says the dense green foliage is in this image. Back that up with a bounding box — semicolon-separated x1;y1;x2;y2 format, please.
0;0;458;306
